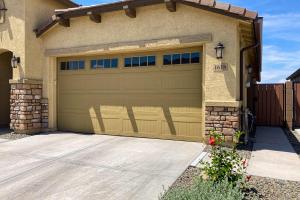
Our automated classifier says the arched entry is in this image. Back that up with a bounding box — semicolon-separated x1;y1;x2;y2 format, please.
0;51;12;128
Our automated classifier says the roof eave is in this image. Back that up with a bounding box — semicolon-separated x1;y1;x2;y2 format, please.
35;0;259;38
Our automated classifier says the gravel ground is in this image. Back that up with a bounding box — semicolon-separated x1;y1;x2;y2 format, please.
0;130;31;140
170;167;300;200
245;176;300;200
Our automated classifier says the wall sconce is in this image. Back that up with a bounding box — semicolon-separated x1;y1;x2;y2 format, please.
11;55;20;68
247;65;253;74
0;0;7;24
214;42;225;59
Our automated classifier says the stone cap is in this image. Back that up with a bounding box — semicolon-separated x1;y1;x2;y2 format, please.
9;79;43;85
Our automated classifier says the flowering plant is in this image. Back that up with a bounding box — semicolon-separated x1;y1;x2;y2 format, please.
202;130;250;185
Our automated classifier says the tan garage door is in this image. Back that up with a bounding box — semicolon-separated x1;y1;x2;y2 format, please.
58;47;203;141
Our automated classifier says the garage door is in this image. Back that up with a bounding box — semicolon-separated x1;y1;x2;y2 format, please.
58;47;203;141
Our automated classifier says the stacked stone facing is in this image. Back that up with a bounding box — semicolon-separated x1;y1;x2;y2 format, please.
41;99;49;129
10;83;48;134
205;106;241;143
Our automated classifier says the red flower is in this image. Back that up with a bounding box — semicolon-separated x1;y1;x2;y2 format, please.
242;159;248;168
246;175;252;182
209;137;216;146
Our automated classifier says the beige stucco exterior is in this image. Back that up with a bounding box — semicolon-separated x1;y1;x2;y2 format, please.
0;1;258;141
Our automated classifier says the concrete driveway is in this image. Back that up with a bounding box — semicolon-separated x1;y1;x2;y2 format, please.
0;133;205;200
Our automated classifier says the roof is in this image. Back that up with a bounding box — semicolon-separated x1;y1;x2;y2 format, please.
34;0;259;37
56;0;79;7
287;68;300;81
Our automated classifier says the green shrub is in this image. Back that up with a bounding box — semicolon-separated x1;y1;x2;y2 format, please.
202;130;247;185
161;178;244;200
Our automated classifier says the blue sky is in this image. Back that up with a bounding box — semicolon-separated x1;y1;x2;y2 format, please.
74;0;300;83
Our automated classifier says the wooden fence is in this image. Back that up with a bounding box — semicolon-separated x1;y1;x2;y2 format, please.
251;82;300;129
253;84;285;126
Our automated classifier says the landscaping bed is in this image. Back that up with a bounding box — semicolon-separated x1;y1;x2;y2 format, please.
162;133;300;200
164;167;300;200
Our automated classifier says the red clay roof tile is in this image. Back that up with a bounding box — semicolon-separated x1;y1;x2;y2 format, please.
229;5;246;15
214;2;230;11
200;0;216;7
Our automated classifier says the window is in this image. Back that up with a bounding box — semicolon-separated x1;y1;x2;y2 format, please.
191;52;200;63
181;53;191;64
163;55;172;65
140;56;147;66
125;58;132;67
132;57;140;67
148;56;156;66
111;58;118;68
124;56;156;67
91;58;119;69
163;52;201;65
172;54;181;65
60;60;85;70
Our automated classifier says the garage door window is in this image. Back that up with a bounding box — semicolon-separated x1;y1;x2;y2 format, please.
163;52;201;65
124;56;156;67
91;58;118;69
60;60;85;70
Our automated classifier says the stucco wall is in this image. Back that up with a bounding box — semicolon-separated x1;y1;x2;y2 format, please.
42;4;240;101
39;4;242;129
25;0;70;80
0;0;25;80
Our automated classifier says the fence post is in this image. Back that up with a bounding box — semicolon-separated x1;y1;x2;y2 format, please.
285;81;293;130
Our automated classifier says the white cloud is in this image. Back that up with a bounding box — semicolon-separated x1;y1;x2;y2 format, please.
263;13;300;42
264;13;300;29
262;45;300;83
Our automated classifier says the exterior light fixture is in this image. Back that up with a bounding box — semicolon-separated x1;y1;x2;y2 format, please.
248;65;253;74
0;0;7;24
214;42;225;59
11;55;20;68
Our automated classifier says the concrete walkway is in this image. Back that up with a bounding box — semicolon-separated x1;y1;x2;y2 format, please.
0;133;204;200
247;127;300;181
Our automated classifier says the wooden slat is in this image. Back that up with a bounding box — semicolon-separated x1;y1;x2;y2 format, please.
255;84;285;126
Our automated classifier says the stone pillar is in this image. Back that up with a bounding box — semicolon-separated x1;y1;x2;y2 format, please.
285;81;293;130
205;106;241;143
10;81;48;134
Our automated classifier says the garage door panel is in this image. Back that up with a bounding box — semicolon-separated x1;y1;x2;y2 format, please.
60;75;121;91
162;70;202;89
59;113;91;132
121;75;162;90
162;121;202;137
58;48;203;141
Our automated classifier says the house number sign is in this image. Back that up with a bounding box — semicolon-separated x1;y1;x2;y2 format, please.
214;63;228;72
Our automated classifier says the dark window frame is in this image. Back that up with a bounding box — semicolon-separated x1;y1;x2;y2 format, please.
163;52;201;66
91;58;119;69
60;60;85;71
124;55;157;68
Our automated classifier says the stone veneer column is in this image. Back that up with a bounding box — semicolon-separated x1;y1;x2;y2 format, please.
10;82;48;134
205;106;241;143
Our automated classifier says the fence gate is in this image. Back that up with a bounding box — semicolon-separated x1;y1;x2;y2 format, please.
254;84;285;126
293;83;300;127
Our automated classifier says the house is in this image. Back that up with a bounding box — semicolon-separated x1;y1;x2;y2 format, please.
0;0;262;143
287;68;300;83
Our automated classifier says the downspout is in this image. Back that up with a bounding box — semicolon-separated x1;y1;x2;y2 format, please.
239;18;260;134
